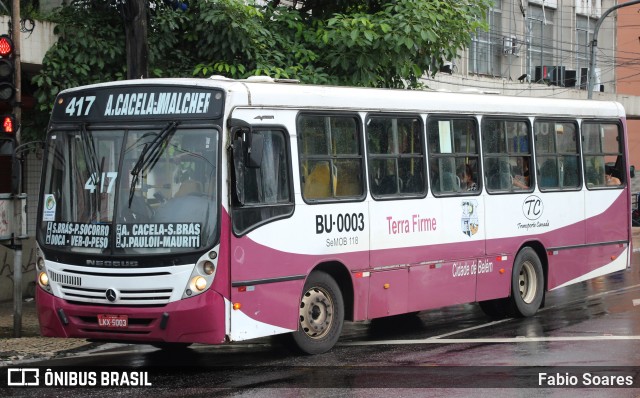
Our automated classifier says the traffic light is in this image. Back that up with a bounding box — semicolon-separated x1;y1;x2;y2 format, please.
1;114;15;134
0;35;15;103
0;114;15;193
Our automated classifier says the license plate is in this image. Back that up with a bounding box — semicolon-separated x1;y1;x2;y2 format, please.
97;314;128;328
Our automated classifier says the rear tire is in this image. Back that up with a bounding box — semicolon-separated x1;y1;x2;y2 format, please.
291;271;344;355
507;247;544;317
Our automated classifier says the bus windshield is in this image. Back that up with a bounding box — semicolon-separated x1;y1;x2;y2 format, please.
39;125;219;256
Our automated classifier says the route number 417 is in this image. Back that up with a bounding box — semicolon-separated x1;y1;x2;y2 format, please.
65;96;96;117
85;172;118;193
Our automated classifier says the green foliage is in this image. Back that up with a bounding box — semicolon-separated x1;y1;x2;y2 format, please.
28;0;491;141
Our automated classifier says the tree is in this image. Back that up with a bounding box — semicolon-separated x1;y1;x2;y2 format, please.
122;0;149;79
28;0;491;141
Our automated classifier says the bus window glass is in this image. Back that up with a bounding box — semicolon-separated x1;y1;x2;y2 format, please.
232;129;293;234
39;127;219;255
428;117;479;195
582;122;624;188
534;121;580;190
482;119;532;192
299;114;364;201
366;116;425;198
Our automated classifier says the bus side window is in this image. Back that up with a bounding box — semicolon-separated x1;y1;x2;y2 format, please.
298;114;364;201
366;115;425;199
482;118;533;193
231;129;294;235
534;120;579;190
582;122;624;189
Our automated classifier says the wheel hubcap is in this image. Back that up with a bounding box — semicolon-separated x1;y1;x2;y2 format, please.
519;261;537;304
299;287;333;339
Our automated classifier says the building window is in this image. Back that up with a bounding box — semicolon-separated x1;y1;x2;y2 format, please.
576;16;595;89
469;1;502;76
528;5;555;77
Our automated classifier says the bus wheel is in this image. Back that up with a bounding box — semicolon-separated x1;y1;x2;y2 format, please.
291;271;344;355
508;247;544;317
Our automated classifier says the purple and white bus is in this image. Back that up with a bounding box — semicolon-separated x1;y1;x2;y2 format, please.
35;77;631;354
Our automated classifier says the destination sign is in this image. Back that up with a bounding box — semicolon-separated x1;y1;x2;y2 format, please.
115;223;201;249
51;85;224;122
45;222;110;249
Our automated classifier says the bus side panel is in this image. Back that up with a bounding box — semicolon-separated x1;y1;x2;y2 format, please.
475;256;513;302
369;196;484;315
406;258;477;313
585;189;628;244
229;207;369;332
368;268;409;318
547;244;627;290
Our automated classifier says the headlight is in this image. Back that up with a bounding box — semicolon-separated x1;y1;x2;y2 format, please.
203;261;215;275
38;272;49;287
192;276;207;292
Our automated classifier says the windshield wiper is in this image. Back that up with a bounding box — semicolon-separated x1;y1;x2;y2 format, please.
129;121;179;207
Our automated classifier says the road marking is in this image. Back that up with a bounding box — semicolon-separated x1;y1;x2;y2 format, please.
341;335;640;346
428;319;511;340
342;283;640;347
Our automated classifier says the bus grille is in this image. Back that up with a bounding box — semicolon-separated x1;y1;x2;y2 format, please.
60;285;174;306
49;271;82;286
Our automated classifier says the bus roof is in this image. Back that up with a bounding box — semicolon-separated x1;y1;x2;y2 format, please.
58;77;625;119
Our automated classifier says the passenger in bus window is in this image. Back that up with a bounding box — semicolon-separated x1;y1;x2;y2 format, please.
605;164;621;186
457;163;477;191
606;174;621;186
512;156;530;189
606;158;623;186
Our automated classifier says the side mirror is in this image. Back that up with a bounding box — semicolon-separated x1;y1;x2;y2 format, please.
630;165;635;179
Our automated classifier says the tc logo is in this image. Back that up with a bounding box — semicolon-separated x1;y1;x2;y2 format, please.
522;195;544;220
7;368;40;386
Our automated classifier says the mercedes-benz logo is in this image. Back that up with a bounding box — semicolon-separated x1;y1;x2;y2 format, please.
105;289;117;302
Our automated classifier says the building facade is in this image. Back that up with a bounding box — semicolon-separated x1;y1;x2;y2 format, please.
426;1;615;98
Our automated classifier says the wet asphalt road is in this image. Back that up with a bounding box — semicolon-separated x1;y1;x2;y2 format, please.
3;244;640;397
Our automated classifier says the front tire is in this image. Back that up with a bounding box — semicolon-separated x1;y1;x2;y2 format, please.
291;271;344;355
508;247;544;317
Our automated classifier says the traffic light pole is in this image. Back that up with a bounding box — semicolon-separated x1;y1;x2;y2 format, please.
11;0;22;338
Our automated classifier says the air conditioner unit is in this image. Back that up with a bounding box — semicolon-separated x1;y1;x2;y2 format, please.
503;36;518;56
